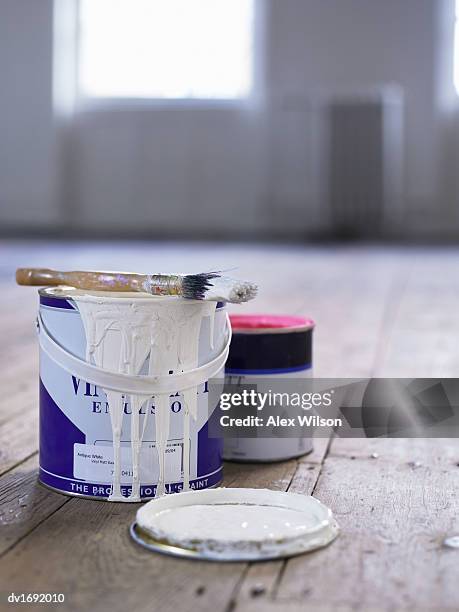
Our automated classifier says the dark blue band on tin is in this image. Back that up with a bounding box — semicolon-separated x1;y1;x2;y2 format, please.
225;328;313;372
39;295;76;310
38;467;223;498
226;364;312;375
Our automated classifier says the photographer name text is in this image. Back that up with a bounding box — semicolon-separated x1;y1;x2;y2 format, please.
220;414;343;428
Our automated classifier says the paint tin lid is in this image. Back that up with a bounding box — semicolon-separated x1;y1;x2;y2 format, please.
226;314;313;374
132;487;339;561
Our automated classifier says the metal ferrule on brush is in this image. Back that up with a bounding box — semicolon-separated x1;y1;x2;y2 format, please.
143;274;183;297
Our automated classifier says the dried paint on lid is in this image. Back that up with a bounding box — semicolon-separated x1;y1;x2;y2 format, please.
229;314;314;334
133;487;339;561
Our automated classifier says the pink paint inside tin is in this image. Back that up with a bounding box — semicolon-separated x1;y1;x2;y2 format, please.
229;314;314;330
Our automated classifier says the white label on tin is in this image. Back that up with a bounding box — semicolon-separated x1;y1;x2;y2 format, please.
223;369;313;462
73;442;183;484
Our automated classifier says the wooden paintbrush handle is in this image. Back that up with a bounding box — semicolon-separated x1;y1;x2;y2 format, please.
16;268;147;292
16;268;66;286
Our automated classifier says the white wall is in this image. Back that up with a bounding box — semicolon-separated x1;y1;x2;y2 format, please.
0;0;59;226
0;0;457;236
268;0;441;219
70;105;268;235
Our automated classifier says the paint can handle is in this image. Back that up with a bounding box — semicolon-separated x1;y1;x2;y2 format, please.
37;312;232;396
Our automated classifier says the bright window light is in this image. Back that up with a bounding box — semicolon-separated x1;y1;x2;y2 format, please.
78;0;254;100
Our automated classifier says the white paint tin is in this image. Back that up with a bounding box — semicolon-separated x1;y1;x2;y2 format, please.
223;314;314;462
38;287;227;500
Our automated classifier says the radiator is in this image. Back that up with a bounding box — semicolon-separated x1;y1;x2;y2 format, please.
325;88;404;238
266;87;404;238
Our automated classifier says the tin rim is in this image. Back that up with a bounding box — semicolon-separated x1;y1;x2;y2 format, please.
129;521;311;562
129;519;338;562
229;314;315;334
38;286;205;304
222;444;314;464
130;522;219;561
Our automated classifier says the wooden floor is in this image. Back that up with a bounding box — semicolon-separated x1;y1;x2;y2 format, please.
1;240;458;611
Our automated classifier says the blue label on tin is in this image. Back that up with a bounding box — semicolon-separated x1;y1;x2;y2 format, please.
39;467;223;498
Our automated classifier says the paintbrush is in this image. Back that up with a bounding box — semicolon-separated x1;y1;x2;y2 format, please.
16;268;257;304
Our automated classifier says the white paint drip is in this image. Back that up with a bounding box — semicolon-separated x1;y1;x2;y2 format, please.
74;292;217;502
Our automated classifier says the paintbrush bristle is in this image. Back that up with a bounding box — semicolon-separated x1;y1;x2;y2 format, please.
182;272;257;303
182;272;221;301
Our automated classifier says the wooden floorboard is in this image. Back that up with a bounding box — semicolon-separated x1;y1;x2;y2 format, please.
0;454;69;556
274;438;459;611
0;411;38;477
0;461;299;612
1;242;458;611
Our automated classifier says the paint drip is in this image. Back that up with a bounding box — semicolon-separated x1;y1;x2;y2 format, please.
73;293;217;502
